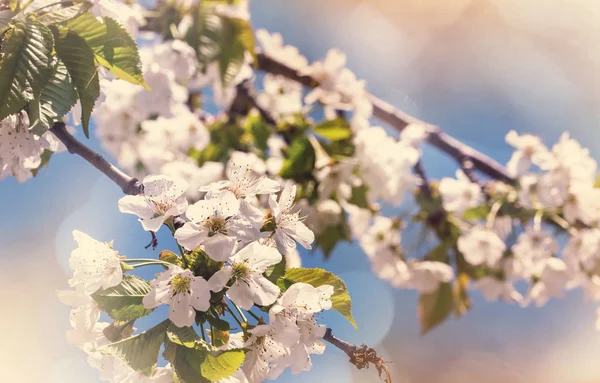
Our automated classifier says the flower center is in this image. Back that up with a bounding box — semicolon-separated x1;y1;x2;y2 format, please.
171;274;192;294
232;262;251;280
204;216;227;236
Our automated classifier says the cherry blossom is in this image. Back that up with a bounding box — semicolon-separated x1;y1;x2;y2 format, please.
267;185;315;255
68;231;124;294
457;227;506;267
118;175;189;232
209;242;282;310
142;266;211;327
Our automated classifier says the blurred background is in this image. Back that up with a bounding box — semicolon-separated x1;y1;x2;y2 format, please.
1;0;600;382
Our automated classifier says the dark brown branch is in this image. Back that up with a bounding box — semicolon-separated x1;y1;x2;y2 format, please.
413;160;433;200
256;53;515;186
49;122;142;195
324;328;392;383
228;79;278;126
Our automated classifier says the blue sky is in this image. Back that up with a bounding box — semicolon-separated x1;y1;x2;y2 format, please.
1;1;600;382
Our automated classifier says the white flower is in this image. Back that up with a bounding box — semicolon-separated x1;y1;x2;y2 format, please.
161;160;224;201
204;161;280;200
209;242;282;310
148;39;199;83
523;258;570;307
511;227;558;261
257;75;303;118
474;277;523;303
354;126;418;205
242;325;289;383
142;266;211;327
57;289;101;332
175;191;258;260
439;170;483;217
315;161;361;201
256;29;308;71
267;185;315;254
457;227;506;267
0;113;45;182
505;130;547;177
118;175;189;232
68;231;123;294
563;229;600;273
408;261;454;293
268;316;326;379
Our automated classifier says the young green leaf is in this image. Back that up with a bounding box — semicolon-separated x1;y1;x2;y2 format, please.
166;324;201;348
0;20;54;121
218;17;255;85
91;275;154;322
100;320;170;376
200;349;245;382
64;14;148;90
51;25;99;137
418;282;454;335
283;267;357;329
278;136;316;180
313;118;352;141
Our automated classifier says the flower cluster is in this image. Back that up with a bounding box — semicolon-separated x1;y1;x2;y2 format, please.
59;168;342;383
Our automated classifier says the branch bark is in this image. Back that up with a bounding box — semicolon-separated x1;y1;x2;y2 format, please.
256;52;515;185
324;328;392;383
49;122;142;195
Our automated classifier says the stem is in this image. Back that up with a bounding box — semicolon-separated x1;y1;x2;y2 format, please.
256;52;515;185
534;210;543;231
209;323;216;346
246;309;262;322
231;301;248;323
486;201;503;230
225;305;244;329
49;122;142;195
167;220;189;268
130;261;169;268
123;258;168;263
200;323;207;342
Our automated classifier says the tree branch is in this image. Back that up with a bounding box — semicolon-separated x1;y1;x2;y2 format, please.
324;328;392;382
49;122;143;195
256;53;515;185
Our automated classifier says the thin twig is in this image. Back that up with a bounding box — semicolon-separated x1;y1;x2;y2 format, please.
229;79;278;126
324;328;392;383
256;52;515;185
49;122;142;195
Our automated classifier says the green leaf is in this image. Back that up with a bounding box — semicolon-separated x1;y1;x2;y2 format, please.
348;185;370;209
51;25;99;137
244;111;271;154
29;60;77;134
313;118;352;141
65;14;148;90
594;175;600;188
163;342;211;383
0;20;54;121
37;2;93;24
201;349;245;381
163;339;244;383
91;275;154;322
278;136;316;180
167;324;201;348
218;17;255;84
264;255;286;284
314;224;350;258
0;9;16;33
206;313;231;331
31;149;52;176
283;267;357;329
462;205;490;221
101;320;170;376
418;282;454;335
